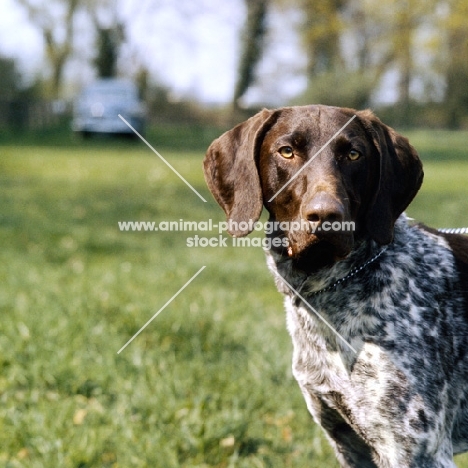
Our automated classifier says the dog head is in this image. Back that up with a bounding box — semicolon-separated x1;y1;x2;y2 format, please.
204;105;423;271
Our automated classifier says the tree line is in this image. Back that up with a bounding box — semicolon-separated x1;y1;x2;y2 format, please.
2;0;468;128
236;0;468;127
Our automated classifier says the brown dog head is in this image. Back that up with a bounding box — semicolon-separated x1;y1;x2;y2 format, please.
203;105;423;270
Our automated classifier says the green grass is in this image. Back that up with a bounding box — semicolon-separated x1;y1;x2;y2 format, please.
1;130;468;467
403;129;468;229
0;121;226;152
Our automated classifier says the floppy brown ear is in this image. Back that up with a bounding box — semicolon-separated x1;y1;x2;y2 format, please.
357;110;424;245
203;108;277;237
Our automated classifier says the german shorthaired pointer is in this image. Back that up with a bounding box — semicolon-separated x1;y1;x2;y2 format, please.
203;105;468;467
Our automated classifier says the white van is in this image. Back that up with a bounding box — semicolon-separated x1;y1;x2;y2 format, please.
72;79;145;137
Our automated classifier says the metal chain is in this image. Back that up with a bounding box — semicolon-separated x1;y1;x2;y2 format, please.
438;227;468;234
308;247;388;297
301;226;468;298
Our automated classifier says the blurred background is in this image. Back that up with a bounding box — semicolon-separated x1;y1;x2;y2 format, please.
1;0;468;138
2;1;468;467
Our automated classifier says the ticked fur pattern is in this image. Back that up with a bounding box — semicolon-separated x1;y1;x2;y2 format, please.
266;215;468;468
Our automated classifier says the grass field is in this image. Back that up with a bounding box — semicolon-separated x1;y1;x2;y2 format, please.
1;129;468;467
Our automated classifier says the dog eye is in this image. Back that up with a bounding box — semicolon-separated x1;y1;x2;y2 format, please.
278;146;294;159
348;149;361;161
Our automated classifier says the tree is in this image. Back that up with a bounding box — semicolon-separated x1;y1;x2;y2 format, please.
442;0;468;128
381;0;434;124
295;0;376;108
0;56;44;130
17;0;81;98
294;0;441;115
0;57;21;99
233;0;269;110
94;25;125;78
301;0;346;77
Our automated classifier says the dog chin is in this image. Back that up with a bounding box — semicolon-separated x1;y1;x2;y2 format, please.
288;234;353;273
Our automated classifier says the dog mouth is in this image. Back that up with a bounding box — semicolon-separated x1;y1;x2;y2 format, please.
285;229;354;272
265;218;355;270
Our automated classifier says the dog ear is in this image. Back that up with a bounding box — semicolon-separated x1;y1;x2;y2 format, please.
357;110;424;245
203;109;277;237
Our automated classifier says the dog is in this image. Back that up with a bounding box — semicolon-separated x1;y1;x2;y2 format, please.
203;105;468;467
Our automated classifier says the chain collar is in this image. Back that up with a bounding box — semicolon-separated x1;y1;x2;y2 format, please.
292;225;466;299
301;246;388;298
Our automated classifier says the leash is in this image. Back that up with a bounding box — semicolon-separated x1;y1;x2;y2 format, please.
407;216;468;235
438;227;468;234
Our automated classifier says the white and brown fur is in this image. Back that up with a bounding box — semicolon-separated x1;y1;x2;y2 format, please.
204;105;468;467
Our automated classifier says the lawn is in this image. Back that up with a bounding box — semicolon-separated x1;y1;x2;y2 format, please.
1;129;468;467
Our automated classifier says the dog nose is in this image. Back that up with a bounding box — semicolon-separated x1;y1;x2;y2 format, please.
305;192;345;229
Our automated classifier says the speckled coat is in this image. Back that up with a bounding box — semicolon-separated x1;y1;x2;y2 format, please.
267;216;468;468
203;105;468;468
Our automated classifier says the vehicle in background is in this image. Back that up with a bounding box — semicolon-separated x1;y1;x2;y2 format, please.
72;79;145;137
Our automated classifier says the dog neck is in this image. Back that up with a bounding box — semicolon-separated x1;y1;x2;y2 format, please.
265;216;414;296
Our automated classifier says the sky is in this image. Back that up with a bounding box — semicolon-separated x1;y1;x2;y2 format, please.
0;0;407;106
0;0;308;105
0;0;44;82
